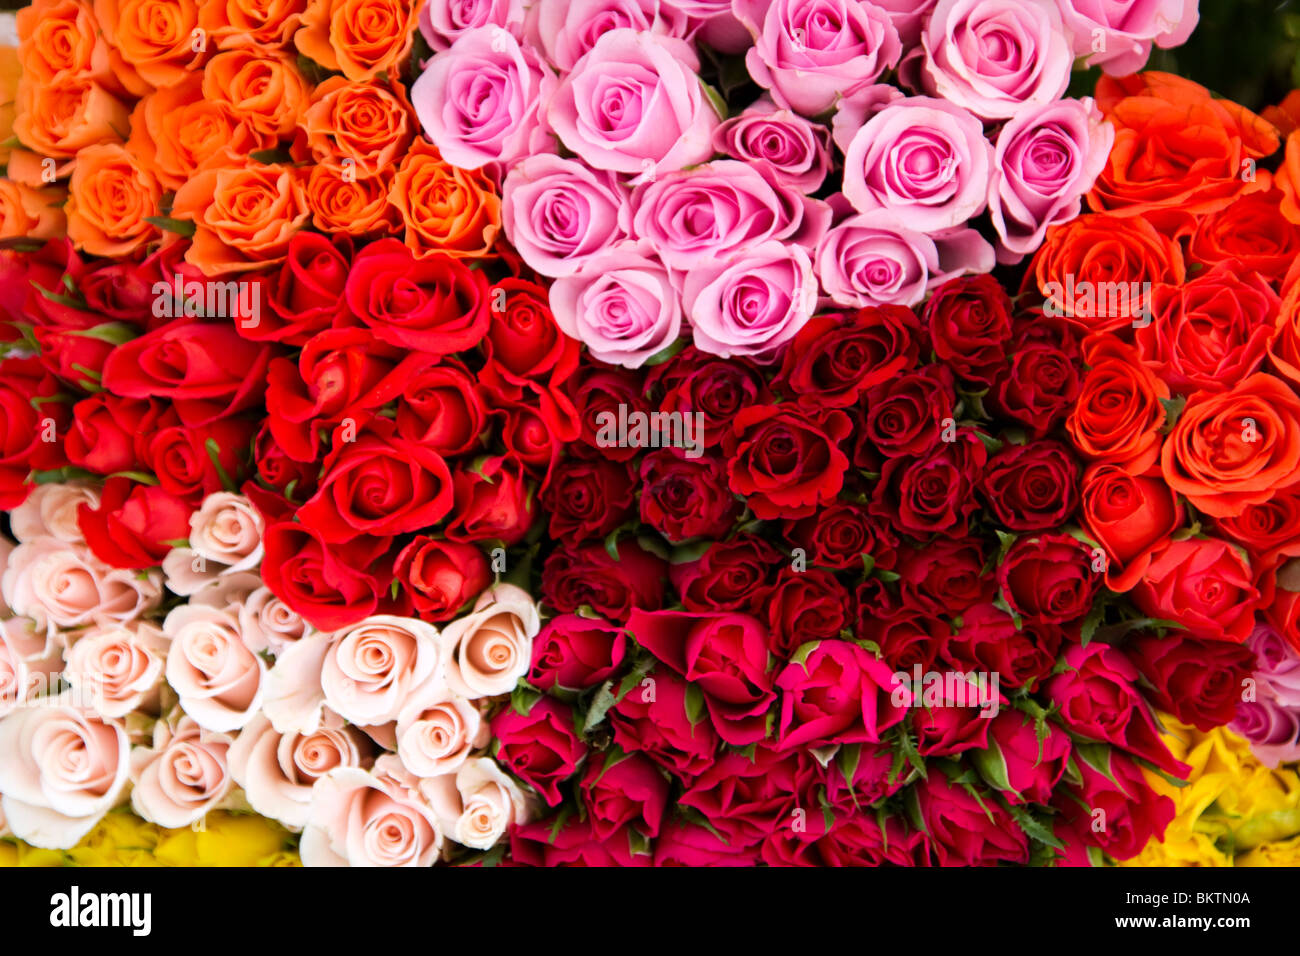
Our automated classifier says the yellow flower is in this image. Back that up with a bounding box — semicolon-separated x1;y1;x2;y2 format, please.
1237;834;1300;867
0;840;19;868
154;813;296;867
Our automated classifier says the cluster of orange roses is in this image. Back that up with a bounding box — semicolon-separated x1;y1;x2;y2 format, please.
1;0;500;273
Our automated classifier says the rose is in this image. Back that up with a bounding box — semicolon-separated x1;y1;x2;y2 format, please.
525;0;688;70
0;357;71;508
1161;373;1300;518
393;538;490;623
395;692;488;778
529;614;628;692
301;75;411;176
713;96;831;192
228;711;371;830
610;667;719;779
979;439;1080;531
998;533;1099;624
63;623;167;719
766;568;849;657
580;751;669;840
162;492;264;596
920;0;1070;120
858;609;950;672
628;608;775;746
784;501;898;572
295;0;420;80
0;694;129;848
842;97;991;231
548;29;719;178
420;0;523;51
777;306;922;408
861;364;955;458
988;324;1081;436
572;365;649;459
1066;335;1170;475
924;273;1013;386
1128;633;1256;732
540;458;634;546
774;639;906;749
491;698;586;806
1246;622;1300;706
813;813;922;867
871;430;988;539
638;451;739;543
138;416;257;504
541;540;666;622
300;757;443;866
128;715;234;829
979;710;1072;805
735;0;901;117
0;618;61;719
65;142;160;257
913;773;1029;865
989;97;1113;258
1190;191;1300;287
240;586;311;657
201;49;308;142
647;347;771;448
261;522;397;632
1053;752;1176;863
422;757;529;849
394;361;487;458
1047;642;1189;777
1231;697;1300;768
10;482;98;544
1130;537;1261;643
388;141;502;260
942;602;1062;689
443;455;536;546
63;395;161;477
678;745;819;849
671;534;780;615
501;155;630;279
1058;0;1197;74
725;405;852;520
514;816;652;866
1079;464;1182;593
894;537;992;616
164;604;265;732
915;699;991;758
481;278;579;390
322;615;441;725
550;248;682;368
438;583;538;699
247;232;352;346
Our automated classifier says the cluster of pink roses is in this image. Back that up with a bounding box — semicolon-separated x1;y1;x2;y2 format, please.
410;0;1198;365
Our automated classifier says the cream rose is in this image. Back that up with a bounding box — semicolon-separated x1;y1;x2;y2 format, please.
438;583;538;699
63;622;168;719
321;615;441;726
8;481;100;544
162;492;265;596
0;693;130;848
395;689;489;778
240;585;310;656
421;757;530;850
0;617;63;717
129;714;234;829
164;604;265;732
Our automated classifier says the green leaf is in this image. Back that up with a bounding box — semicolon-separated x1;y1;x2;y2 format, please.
1074;741;1117;784
510;682;543;717
683;683;707;727
204;438;238;493
789;641;821;673
250;147;293;165
144;216;196;238
583;680;619;733
68;322;137;346
642;337;685;366
603;529;622;563
1008;805;1065;850
106;470;159;486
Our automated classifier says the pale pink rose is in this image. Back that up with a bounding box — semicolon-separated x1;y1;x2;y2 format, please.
734;0;902;116
164;604;265;732
2;536;162;637
300;754;444;867
680;239;818;360
8;481;100;544
240;585;311;657
714;96;834;192
0;693;130;848
419;0;525;52
228;710;372;830
186;570;261;611
525;0;691;71
842;97;993;231
0;618;62;718
129;714;233;829
63;622;168;719
502;154;632;279
550;247;683;369
421;757;530;850
411;27;555;170
921;0;1072;120
439;583;539;699
162;492;264;596
396;689;489;777
548;29;720;180
262;633;332;734
1056;0;1198;76
322;615;442;726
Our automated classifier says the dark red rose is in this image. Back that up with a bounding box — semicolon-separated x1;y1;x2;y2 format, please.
637;449;739;543
100;318;276;426
998;533;1100;624
393;537;491;622
66;395;170;476
670;534;781;615
942;602;1063;690
647;345;770;448
894;537;993;617
979;438;1081;531
773;639;906;749
871;429;988;539
261;520;398;631
491;698;586;807
0;357;70;508
76;477;191;569
610;666;719;779
783;501;898;572
345;238;488;355
541;456;636;545
1053;752;1176;864
923;273;1013;386
725;405;852;520
529;613;628;691
858;610;950;672
253;231;354;345
977;710;1072;806
986;313;1082;437
542;539;666;622
1127;632;1257;731
677;744;820;849
572;364;649;461
139;414;257;502
480;278;577;397
776;305;924;408
766;567;850;657
443;454;536;545
394;360;488;458
913;773;1028;867
862;364;955;458
580;751;669;840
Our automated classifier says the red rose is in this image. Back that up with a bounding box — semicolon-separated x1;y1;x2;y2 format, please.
480;277;577;396
923;273;1013;387
861;364;955;458
998;533;1100;624
579;751;669;840
261;520;399;631
139;414;257;502
393;537;490;622
871;429;988;539
1053;752;1175;863
913;774;1028;866
979;710;1072;805
529;613;628;692
610;667;719;779
252;424;319;502
541;456;636;545
1127;632;1256;731
1066;334;1169;475
782;501;898;572
79;258;157;323
725;405;852;520
66;395;169;476
252;231;354;345
394;360;488;458
1131;537;1261;643
1211;485;1300;574
1079;463;1182;592
774;639;905;749
637;449;739;543
33;320;132;392
942;602;1063;690
498;400;567;474
766;568;850;657
858;610;950;672
76;477;191;569
0;357;71;508
669;534;781;615
443;454;536;545
987;316;1082;437
541;539;666;622
979;439;1080;531
1189;190;1300;286
491;698;586;807
776;306;924;408
647;345;770;449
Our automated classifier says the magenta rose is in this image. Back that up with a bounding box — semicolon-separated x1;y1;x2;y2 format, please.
579;751;670;839
774;639;907;749
610;667;720;778
977;710;1072;805
1053;752;1176;863
491;698;586;807
529;613;628;692
942;602;1063;690
713;96;832;192
677;744;820;849
913;773;1029;866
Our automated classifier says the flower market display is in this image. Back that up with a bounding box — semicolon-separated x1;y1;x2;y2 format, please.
0;0;1299;871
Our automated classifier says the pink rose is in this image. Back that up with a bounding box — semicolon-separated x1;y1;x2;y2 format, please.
1247;623;1300;708
239;585;311;657
525;0;690;71
411;26;554;169
921;0;1071;120
323;615;441;726
396;690;489;777
130;714;233;828
421;756;530;849
64;622;168;719
550;247;683;368
300;755;444;866
548;29;720;179
681;239;817;359
842;97;992;231
1233;697;1300;768
713;96;833;192
418;0;524;52
502;154;631;279
989;97;1113;259
870;0;939;45
9;481;99;544
438;583;539;699
0;694;130;848
661;0;749;51
164;604;266;732
1057;0;1198;75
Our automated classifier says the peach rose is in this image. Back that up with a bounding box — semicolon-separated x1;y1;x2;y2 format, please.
302;75;414;175
186;569;262;612
129;713;233;828
163;604;265;731
162;491;264;595
0;617;64;718
202;49;311;139
199;0;309;49
322;615;441;726
17;0;137;93
438;583;538;699
13;77;129;159
262;631;331;733
171;160;310;274
93;0;206;92
2;537;163;637
66;142;162;257
240;585;310;657
305;162;401;236
9;481;99;544
63;621;168;719
300;753;443;866
389;139;500;259
0;692;130;848
420;756;529;850
395;689;488;777
295;0;420;83
0;180;66;240
228;710;371;829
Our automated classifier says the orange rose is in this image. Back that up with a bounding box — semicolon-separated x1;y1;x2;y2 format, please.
1066;334;1169;475
0;180;67;240
295;0;419;82
0;32;20;166
1270;266;1300;388
1161;373;1300;518
66;142;161;257
127;74;272;192
302;75;414;176
17;0;137;95
304;162;401;236
202;49;311;140
94;0;207;92
199;0;309;49
1277;131;1300;227
389;139;500;259
13;77;129;159
1090;72;1280;232
171;160;310;274
1262;90;1300;139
